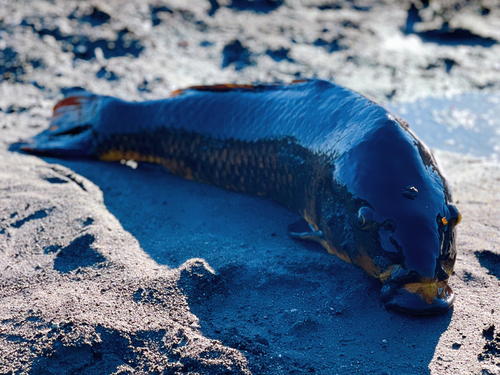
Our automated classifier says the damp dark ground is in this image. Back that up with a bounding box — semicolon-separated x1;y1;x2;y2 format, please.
1;0;500;374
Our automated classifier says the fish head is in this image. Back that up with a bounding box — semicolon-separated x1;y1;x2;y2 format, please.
334;116;461;314
353;200;460;315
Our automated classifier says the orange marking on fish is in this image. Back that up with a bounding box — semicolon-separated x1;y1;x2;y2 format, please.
170;89;185;97
322;240;351;264
404;280;448;304
100;149;125;162
185;167;194;180
379;265;397;283
354;253;381;278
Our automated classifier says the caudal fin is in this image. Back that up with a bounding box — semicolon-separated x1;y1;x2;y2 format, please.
16;89;101;158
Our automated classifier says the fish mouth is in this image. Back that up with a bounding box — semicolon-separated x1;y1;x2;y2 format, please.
380;279;455;315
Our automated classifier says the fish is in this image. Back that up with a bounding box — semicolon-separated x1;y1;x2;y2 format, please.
17;79;461;315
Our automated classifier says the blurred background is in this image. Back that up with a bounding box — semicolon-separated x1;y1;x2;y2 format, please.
2;0;500;158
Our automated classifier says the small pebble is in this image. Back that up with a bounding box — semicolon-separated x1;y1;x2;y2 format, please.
452;342;461;349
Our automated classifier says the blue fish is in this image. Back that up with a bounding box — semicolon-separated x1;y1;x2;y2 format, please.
19;80;461;314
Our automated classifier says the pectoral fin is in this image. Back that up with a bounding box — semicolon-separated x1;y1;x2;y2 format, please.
287;218;323;242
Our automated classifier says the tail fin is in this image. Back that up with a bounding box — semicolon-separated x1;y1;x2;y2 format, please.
17;89;101;158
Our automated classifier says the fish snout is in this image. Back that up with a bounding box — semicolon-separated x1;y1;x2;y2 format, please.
380;278;455;315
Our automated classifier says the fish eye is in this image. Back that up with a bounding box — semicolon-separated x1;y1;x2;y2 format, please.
447;204;461;226
440;204;462;227
357;206;375;230
383;219;396;232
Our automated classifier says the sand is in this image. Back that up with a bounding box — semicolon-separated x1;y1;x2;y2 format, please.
1;1;500;374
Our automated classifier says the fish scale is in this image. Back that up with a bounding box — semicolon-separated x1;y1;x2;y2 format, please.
99;129;318;213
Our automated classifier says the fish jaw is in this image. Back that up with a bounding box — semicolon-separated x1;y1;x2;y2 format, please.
380;277;455;315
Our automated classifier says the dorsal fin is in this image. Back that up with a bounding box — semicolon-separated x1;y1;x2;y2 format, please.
170;83;258;97
170;80;311;97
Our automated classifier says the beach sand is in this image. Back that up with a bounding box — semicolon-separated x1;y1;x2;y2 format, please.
1;1;500;374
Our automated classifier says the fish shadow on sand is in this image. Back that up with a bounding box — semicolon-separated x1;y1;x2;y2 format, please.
38;156;452;375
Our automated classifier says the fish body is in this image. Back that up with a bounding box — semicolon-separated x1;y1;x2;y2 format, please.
20;80;461;314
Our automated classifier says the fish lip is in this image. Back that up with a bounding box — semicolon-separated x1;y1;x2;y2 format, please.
380;280;455;315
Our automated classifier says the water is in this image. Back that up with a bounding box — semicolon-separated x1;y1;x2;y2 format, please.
388;92;500;161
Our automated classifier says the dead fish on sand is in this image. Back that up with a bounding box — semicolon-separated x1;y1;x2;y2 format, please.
18;79;461;315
